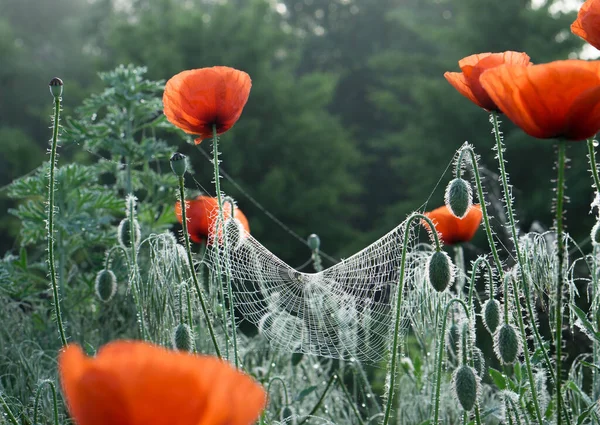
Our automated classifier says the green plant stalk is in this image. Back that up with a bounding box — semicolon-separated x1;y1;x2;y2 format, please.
467;256;494;308
127;194;148;340
555;140;567;425
510;276;543;423
298;374;337;425
338;375;366;425
0;393;19;425
267;377;290;406
460;145;503;273
491;112;560;423
432;298;470;425
33;380;59;425
47;94;68;347
211;124;239;367
382;213;441;425
185;284;196;353
177;175;222;358
587;139;600;194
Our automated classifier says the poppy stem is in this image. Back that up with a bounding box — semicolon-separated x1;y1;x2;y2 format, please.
383;213;440;425
33;380;59;425
298;374;337;425
432;298;470;425
211;124;240;368
177;175;222;358
47;88;68;347
587;139;600;199
555;140;567;425
490;112;545;425
126;195;148;341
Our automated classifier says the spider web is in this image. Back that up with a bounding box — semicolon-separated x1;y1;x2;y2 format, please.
205;211;426;363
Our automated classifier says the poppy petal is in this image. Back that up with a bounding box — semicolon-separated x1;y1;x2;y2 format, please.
444;72;485;109
571;0;600;51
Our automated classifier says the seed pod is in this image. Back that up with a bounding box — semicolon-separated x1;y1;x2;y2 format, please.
453;365;478;411
173;323;194;352
307;233;320;251
118;217;141;249
427;250;454;292
494;323;521;365
170;152;187;177
445;178;472;219
483;298;501;334
49;77;63;98
592;222;600;245
95;269;117;302
472;347;485;377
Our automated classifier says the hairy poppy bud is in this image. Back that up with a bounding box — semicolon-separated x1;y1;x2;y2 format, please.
445;178;472;219
118;218;141;249
483;299;501;334
592;222;600;245
280;406;295;425
494;323;521;365
95;269;117;302
446;323;460;356
453;365;478;411
307;233;320;251
49;77;63;98
427;251;455;292
472;347;485;377
173;323;194;352
170;152;187;177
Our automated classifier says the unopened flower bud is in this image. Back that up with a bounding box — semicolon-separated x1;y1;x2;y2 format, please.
118;218;141;249
427;250;455;292
453;365;478;411
95;269;117;302
494;323;521;365
173;323;194;352
483;298;501;334
445;178;472;218
307;233;320;251
49;77;63;98
170;152;187;177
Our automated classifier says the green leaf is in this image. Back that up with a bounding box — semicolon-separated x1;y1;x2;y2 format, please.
571;304;600;343
295;386;318;402
489;368;506;390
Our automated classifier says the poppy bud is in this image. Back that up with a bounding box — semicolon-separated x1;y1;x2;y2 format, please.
427;250;455;292
472;347;485;377
453;365;478;411
95;269;117;302
494;323;521;365
280;406;295;425
307;233;320;251
482;299;501;334
445;178;473;219
49;77;63;98
291;352;303;366
173;323;194;352
591;222;600;245
118;218;141;249
170;152;187;177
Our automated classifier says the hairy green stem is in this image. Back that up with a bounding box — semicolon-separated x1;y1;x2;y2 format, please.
177;175;222;358
47;93;68;347
491;112;558;423
0;393;19;425
555;140;567;425
298;374;337;425
127;194;148;340
587;139;600;195
382;213;441;425
33;380;59;425
467;256;494;308
338;376;366;425
211;124;239;367
433;298;470;425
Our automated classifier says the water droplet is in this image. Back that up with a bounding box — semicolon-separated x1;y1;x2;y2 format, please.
91;113;97;121
594;140;599;147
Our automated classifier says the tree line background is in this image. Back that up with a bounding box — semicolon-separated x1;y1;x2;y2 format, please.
0;0;593;266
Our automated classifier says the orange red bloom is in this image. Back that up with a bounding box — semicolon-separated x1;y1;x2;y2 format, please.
163;67;251;144
175;195;250;244
572;0;600;51
480;60;600;141
444;52;531;111
424;205;482;245
59;341;267;425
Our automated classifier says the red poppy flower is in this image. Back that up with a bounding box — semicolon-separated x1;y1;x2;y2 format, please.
480;60;600;141
163;67;252;144
59;341;267;425
175;195;250;244
444;52;531;111
424;205;482;245
572;0;600;51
